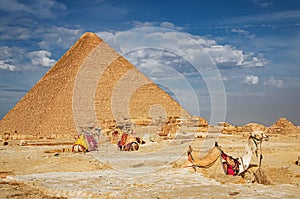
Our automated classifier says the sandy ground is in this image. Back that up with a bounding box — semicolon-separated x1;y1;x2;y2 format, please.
1;131;300;198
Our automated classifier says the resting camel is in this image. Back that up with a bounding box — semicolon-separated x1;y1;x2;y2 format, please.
183;131;269;175
72;144;86;153
118;131;145;151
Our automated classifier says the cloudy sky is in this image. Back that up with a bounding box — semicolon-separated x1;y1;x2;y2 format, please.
0;0;299;126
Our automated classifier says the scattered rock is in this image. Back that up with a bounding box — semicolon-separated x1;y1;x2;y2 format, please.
19;140;28;146
2;141;8;146
229;191;239;196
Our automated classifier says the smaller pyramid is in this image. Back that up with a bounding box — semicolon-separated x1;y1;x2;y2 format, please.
268;118;300;134
0;32;194;137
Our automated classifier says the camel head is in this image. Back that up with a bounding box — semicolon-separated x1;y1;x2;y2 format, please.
250;130;269;142
249;130;269;157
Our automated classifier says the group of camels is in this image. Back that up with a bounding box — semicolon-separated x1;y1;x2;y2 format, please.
73;126;269;177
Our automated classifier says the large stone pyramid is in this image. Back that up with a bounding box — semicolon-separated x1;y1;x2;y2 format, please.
0;32;191;136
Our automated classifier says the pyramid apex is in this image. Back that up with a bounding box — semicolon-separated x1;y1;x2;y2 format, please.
81;32;98;37
79;32;102;43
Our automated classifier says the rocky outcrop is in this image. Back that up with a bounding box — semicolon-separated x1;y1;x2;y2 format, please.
158;116;209;137
219;122;267;135
236;123;266;133
218;122;236;134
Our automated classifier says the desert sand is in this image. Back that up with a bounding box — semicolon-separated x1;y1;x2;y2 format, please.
1;127;299;199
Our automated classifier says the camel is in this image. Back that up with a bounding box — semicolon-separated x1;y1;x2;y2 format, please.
183;131;269;176
118;130;145;151
72;144;86;153
72;131;100;153
249;130;269;164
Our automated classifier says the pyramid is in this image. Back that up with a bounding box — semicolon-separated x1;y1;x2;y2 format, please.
0;32;191;136
268;118;300;134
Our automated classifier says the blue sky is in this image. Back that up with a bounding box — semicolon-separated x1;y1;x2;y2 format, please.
0;0;300;126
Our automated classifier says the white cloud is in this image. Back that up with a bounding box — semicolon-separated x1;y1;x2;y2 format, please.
205;45;267;67
0;0;66;18
99;27;267;78
205;45;244;66
258;2;272;8
0;23;82;51
132;21;184;31
2;17;266;73
132;21;157;28
160;22;183;31
0;26;31;40
37;26;82;50
0;46;56;71
27;51;56;67
264;76;284;88
0;0;29;12
251;0;272;8
187;34;216;47
96;31;114;40
124;48;182;76
244;75;259;85
231;28;250;35
0;46;25;71
0;60;15;71
29;0;67;18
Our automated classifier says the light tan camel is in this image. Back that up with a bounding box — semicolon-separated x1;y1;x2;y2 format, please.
182;131;269;175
